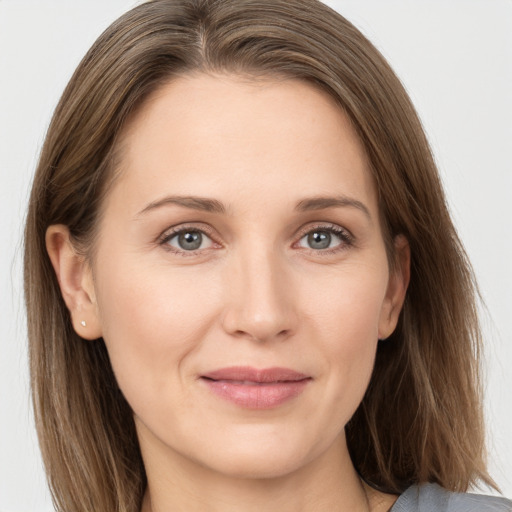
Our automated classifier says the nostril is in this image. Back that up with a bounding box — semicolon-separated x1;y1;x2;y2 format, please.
231;328;292;343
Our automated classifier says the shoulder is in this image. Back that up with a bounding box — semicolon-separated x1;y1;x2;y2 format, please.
391;483;512;512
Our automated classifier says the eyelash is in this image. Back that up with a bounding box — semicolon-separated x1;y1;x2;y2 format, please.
295;223;354;255
158;223;218;257
158;223;354;257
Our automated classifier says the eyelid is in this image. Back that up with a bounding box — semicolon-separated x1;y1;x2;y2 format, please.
295;222;353;239
293;222;355;253
158;223;221;253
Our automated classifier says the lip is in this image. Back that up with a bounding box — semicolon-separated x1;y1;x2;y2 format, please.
200;366;311;409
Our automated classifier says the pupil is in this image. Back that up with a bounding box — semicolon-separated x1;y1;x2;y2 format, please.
179;231;202;250
308;231;331;250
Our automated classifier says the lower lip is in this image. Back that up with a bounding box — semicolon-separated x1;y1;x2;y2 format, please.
201;378;310;409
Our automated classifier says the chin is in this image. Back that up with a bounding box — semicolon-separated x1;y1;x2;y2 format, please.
207;451;309;480
194;429;325;481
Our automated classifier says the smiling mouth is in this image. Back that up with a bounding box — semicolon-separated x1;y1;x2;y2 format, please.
203;379;296;385
200;366;312;409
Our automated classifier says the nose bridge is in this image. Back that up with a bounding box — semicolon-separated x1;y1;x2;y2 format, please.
222;239;295;342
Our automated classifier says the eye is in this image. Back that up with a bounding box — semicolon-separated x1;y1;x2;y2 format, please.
297;226;352;251
163;229;214;252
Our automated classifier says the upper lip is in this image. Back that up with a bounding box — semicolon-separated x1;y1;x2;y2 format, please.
201;366;310;383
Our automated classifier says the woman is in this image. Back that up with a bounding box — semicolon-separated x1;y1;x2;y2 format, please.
23;0;512;511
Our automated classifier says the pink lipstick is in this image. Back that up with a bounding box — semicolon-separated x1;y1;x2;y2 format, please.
200;366;311;409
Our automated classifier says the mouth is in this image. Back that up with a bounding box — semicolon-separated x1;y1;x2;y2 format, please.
200;366;312;409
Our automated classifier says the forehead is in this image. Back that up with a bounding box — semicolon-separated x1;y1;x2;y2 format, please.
110;73;377;216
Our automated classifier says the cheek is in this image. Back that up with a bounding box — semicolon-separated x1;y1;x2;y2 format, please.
304;264;388;413
93;256;221;406
308;262;388;345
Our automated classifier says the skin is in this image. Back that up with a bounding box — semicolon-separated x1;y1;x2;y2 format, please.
47;74;409;512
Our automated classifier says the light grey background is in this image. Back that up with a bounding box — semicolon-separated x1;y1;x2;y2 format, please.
1;1;510;510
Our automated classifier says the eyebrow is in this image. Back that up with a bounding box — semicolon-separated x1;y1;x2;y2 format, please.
136;195;226;217
295;195;372;220
136;194;371;220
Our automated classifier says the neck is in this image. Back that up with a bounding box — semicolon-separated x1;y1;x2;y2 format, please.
139;429;396;512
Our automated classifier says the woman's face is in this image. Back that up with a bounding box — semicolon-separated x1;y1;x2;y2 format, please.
82;74;408;479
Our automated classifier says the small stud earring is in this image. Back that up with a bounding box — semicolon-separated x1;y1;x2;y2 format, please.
81;320;87;327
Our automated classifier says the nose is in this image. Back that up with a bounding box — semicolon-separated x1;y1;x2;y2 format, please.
221;245;297;343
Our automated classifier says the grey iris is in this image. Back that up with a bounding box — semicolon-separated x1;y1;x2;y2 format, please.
308;231;331;249
178;231;202;250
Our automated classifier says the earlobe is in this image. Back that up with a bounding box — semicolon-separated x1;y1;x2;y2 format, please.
378;235;410;340
45;225;102;340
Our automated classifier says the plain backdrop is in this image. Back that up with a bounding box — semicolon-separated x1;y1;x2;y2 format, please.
0;1;511;510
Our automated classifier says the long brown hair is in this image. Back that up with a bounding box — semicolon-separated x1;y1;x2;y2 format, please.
24;0;493;510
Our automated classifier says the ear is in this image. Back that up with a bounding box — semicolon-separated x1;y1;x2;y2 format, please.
45;225;103;340
378;234;410;340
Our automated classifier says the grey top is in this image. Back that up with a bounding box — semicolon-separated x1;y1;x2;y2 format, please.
391;483;512;511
